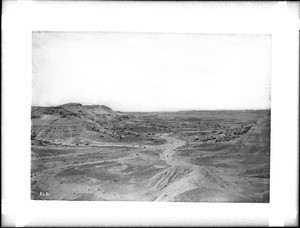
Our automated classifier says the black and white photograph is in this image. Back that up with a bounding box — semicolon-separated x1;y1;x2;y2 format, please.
31;32;271;202
2;1;299;227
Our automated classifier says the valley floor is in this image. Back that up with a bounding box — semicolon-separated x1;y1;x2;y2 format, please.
31;133;269;202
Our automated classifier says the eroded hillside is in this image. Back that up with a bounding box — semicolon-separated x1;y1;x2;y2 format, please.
31;103;166;146
31;105;270;202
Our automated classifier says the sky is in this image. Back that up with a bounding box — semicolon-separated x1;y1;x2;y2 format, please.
32;32;271;111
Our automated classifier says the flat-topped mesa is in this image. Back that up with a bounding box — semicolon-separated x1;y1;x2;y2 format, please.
31;103;121;144
84;105;100;109
83;104;115;114
54;103;113;111
31;102;117;117
99;105;113;112
59;102;83;107
84;104;110;109
57;103;85;114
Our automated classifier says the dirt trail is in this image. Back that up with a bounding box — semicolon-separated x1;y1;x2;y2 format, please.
145;134;242;201
32;133;239;201
143;134;198;201
156;134;190;166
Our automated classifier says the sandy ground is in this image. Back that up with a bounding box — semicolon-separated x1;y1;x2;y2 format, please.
31;133;269;202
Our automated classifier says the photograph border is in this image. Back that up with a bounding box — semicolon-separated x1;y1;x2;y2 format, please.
2;1;299;226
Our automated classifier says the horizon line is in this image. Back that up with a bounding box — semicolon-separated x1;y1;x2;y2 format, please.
31;102;271;113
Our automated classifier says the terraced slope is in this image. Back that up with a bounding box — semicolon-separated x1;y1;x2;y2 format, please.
31;103;165;146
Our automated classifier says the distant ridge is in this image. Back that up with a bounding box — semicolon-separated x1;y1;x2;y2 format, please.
32;102;270;114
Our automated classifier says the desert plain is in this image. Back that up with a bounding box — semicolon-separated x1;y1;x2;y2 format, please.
31;103;270;202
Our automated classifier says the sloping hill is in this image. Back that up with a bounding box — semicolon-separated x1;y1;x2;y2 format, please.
32;103;127;145
236;117;270;154
31;103;167;146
